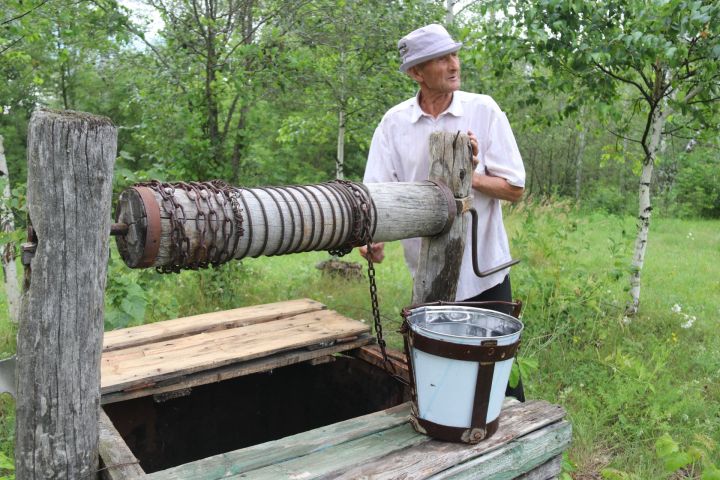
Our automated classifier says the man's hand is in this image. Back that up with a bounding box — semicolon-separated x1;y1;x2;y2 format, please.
467;130;480;168
358;242;385;263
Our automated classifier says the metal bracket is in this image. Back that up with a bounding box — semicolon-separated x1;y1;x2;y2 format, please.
469;207;520;277
426;180;456;236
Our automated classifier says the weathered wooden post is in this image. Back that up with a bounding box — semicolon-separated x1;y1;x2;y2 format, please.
16;109;117;479
412;131;473;303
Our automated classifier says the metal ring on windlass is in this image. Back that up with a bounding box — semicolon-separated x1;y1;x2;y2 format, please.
131;186;161;268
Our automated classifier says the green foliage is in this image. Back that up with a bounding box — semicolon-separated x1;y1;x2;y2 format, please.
672;150;720;218
0;449;14;480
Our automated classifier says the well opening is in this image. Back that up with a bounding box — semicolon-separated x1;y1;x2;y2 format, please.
102;355;409;473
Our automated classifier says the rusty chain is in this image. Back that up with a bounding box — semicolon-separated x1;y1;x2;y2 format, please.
328;180;388;364
135;180;244;273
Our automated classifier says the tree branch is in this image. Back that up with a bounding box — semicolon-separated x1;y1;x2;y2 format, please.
593;61;651;102
606;128;642;145
1;0;52;26
0;36;24;55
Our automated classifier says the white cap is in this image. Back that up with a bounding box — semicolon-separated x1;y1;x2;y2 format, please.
397;24;462;73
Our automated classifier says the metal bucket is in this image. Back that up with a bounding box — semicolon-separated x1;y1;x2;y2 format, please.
402;304;523;443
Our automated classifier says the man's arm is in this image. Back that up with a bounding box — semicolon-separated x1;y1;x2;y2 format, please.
472;173;524;202
468;130;524;203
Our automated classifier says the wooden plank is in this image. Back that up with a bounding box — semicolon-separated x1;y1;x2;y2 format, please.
146;402;412;480
103;298;326;352
98;409;146;479
149;400;561;480
101;335;372;404
515;455;563;480
331;401;566;480
227;423;427;480
427;422;571;479
350;345;410;383
101;309;370;394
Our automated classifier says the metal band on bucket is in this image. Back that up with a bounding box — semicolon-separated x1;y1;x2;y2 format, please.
407;328;520;362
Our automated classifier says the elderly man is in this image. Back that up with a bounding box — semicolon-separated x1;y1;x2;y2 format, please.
361;24;526;398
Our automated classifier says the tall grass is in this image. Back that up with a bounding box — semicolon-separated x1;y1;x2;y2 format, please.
0;202;718;478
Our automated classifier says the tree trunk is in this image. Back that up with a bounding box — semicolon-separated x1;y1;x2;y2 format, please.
627;103;671;315
445;0;455;24
575;115;588;202
0;135;20;323
15;109;116;479
336;108;345;180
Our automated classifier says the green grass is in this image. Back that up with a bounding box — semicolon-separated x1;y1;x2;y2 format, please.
1;204;719;479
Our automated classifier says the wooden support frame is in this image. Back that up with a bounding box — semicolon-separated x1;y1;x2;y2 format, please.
16;109;117;478
413;131;473;303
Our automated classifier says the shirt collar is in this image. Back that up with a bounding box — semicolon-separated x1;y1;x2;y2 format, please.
410;91;464;123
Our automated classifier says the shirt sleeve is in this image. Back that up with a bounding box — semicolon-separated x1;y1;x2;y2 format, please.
364;118;400;184
482;109;526;188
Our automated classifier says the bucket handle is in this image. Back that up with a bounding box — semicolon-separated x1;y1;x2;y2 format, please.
401;299;523;319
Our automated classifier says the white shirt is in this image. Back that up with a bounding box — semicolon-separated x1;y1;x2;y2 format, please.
364;91;525;300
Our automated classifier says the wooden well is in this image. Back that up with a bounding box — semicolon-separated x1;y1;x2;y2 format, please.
98;299;571;479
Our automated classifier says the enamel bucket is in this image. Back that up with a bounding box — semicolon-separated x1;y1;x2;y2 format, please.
402;305;523;443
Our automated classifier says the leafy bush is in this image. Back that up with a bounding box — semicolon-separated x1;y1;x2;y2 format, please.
672;152;720;218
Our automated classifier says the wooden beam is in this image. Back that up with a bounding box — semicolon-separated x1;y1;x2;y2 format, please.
16;109;117;479
426;423;570;479
332;401;566;480
116;181;452;270
145;403;412;480
143;400;566;480
413;132;473;303
98;409;146;479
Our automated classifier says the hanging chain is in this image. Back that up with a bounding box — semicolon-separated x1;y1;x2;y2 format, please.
332;180;388;363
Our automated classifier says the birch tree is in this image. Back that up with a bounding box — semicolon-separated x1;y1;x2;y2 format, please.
481;0;720;314
0;136;19;322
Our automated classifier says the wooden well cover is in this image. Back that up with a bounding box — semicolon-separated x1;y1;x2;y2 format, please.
101;299;372;403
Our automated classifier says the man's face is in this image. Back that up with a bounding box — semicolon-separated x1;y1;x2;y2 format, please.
410;52;461;93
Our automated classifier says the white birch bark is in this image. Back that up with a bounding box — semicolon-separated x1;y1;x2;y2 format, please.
627;102;672;315
336;108;345;180
445;0;456;24
0;135;20;323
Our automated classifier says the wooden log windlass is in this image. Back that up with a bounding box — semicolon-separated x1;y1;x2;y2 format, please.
115;180;456;271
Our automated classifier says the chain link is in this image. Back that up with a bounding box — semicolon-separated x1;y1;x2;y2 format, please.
135;180;244;273
331;180;388;363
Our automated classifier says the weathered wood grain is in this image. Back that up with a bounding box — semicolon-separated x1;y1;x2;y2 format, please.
350;344;410;383
427;422;571;479
514;455;563;480
143;400;565;480
16;109;116;479
413;132;473;303
146;403;412;480
98;409;145;479
101;309;370;394
331;401;566;480
116;181;451;269
101;335;372;404
103;298;325;352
